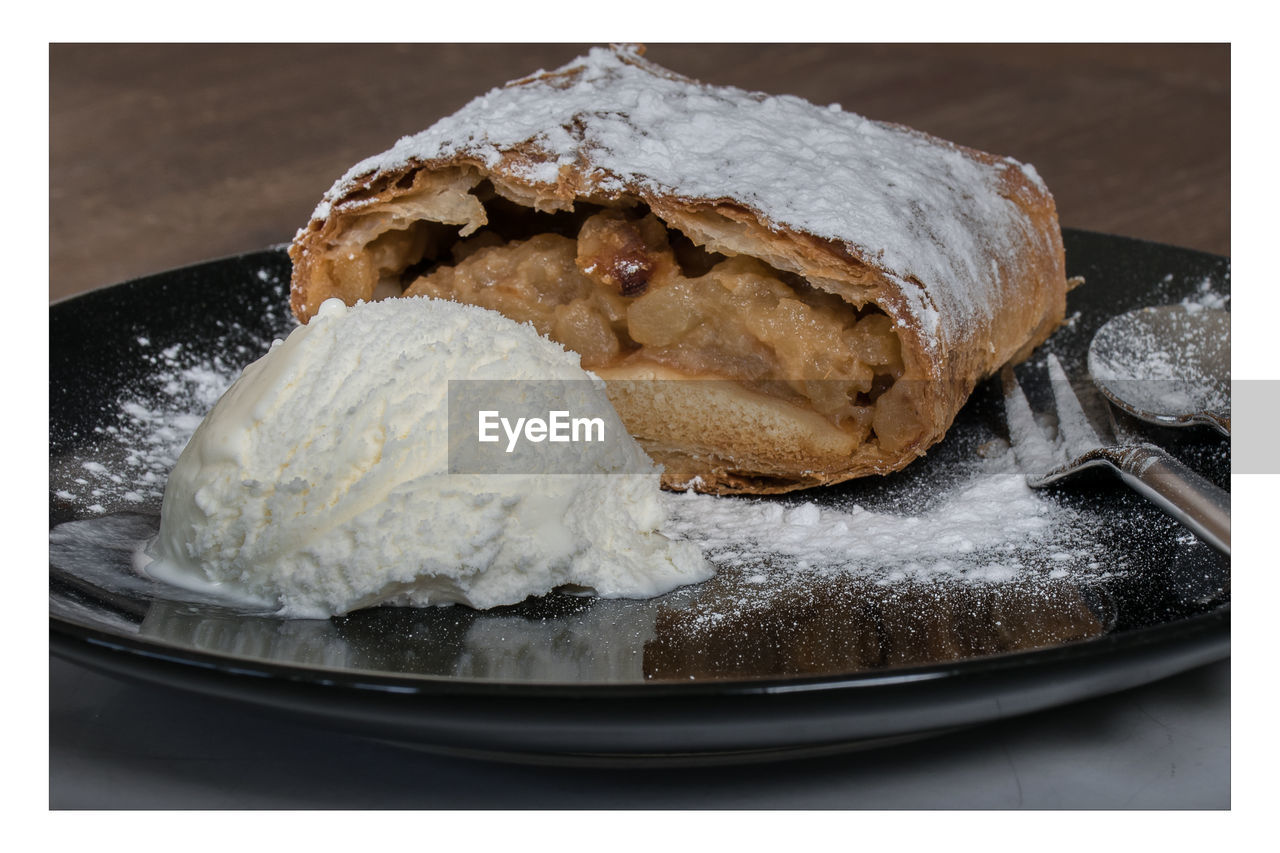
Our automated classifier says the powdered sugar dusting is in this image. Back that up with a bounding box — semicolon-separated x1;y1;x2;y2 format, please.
1182;276;1230;313
1152;269;1232;313
314;45;1051;359
662;446;1107;588
50;268;296;514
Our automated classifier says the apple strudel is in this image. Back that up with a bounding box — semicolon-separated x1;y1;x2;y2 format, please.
289;45;1068;493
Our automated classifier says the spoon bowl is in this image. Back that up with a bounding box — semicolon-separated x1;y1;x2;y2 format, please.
1087;305;1230;436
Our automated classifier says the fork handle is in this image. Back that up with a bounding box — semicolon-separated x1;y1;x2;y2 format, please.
1114;444;1231;555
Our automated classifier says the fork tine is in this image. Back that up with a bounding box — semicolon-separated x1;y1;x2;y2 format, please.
1001;365;1061;474
1045;353;1105;458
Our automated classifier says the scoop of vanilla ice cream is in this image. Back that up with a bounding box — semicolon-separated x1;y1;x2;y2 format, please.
151;296;710;617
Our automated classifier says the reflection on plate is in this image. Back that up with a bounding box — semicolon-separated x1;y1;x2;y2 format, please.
49;230;1230;763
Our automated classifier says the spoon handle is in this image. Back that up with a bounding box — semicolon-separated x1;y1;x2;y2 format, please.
1114;443;1231;555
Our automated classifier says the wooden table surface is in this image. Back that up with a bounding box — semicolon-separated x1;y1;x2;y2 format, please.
49;43;1228;301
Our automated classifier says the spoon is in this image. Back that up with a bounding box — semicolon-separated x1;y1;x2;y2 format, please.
1087;305;1230;436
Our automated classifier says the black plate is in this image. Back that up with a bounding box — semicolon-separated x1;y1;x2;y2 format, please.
49;230;1230;764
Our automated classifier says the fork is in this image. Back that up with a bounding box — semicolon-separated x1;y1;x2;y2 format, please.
1002;353;1230;556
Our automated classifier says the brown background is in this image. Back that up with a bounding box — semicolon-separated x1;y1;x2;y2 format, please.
49;43;1229;301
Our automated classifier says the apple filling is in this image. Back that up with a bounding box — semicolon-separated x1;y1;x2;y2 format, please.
321;193;919;453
